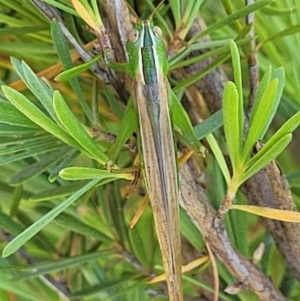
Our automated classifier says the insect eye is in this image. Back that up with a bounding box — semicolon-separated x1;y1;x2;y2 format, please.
153;26;162;38
128;29;139;43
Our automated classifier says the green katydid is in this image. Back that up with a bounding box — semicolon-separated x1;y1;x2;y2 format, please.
56;2;205;300
126;14;183;301
107;6;204;301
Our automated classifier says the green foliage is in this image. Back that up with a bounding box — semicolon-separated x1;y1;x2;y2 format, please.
171;91;206;152
218;40;300;193
51;19;95;124
2;180;99;257
0;0;300;300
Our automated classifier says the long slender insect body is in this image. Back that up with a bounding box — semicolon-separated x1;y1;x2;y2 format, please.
127;20;183;301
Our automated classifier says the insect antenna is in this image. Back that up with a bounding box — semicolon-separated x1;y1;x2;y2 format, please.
149;0;165;20
122;0;140;22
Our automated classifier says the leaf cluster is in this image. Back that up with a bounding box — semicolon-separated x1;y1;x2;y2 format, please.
0;1;300;301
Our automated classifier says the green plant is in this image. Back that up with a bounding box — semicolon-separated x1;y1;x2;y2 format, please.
0;1;300;301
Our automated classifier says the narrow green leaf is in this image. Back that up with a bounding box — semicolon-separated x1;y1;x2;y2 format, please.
261;67;285;138
182;0;205;39
170;37;252;70
262;5;297;15
189;0;271;44
0;143;62;165
194;110;223;140
21;60;58;121
59;167;133;181
182;275;233;301
0;101;39;128
169;0;181;29
106;61;129;72
171;91;204;152
179;208;204;250
230;41;243;129
257;24;300;50
11;251;112;281
173;53;230;91
206;134;231;185
129;208;154;266
90;0;102;28
241;134;292;183
0;131;68;150
10;57;30;83
229;41;243;152
249;67;285;140
0;124;38;135
248;66;272;128
107;181;130;246
77;204;112;237
51;20;94;124
245;112;300;170
0;25;48;36
2;179;99;257
102;85;124;120
48;149;80;182
223;81;241;170
227;192;249;257
55;54;102;81
0;211;24;235
108;98;138;163
0;274;42;301
0;42;55;57
29;181;88;202
1;86;82;150
10;147;70;185
10;185;23;217
54;215;112;243
71;274;141;297
0;135;57;155
32;0;77;15
53;90;108;164
242;79;279;160
10;57;58;122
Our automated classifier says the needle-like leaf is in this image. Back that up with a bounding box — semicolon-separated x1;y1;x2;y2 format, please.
53;90;108;164
223;81;241;171
2;179;99;257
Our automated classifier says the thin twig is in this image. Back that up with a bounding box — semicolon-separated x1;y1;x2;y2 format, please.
243;156;300;281
30;0;108;82
179;163;287;301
